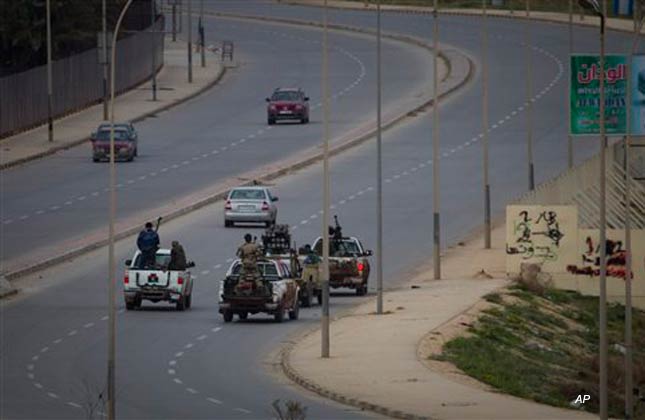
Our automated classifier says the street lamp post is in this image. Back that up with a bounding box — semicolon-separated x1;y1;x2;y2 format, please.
151;0;157;101
568;0;574;168
46;0;53;142
188;0;193;83
107;1;135;418
102;0;108;120
200;0;205;68
577;1;607;418
432;0;441;279
376;0;384;314
482;0;491;249
321;0;331;358
624;6;644;417
526;0;535;190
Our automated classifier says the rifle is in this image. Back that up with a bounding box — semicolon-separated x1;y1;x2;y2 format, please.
155;216;163;232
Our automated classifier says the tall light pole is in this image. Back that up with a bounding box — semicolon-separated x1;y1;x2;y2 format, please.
623;6;644;417
578;1;607;418
200;0;205;68
375;0;384;314
187;0;193;83
482;0;491;249
107;1;134;418
432;0;441;279
151;0;157;101
321;0;331;358
525;0;535;190
568;0;574;168
102;0;108;120
46;0;53;142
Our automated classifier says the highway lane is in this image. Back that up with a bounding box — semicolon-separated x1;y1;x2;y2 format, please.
0;14;434;268
3;3;643;419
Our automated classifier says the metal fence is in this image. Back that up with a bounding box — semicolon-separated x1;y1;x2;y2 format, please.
0;17;164;138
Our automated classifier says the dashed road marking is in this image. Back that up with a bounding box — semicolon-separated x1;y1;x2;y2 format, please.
174;378;183;385
175;351;184;358
67;402;82;409
184;343;194;349
186;388;198;394
84;322;94;328
207;397;223;404
197;335;208;341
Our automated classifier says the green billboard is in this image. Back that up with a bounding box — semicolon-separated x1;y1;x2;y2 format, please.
570;55;627;135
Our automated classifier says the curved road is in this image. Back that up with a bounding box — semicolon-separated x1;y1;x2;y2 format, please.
1;2;640;419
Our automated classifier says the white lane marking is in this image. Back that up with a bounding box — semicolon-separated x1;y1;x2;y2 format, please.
138;175;147;180
248;134;255;139
184;343;194;349
207;397;223;405
78;196;86;201
186;388;198;394
40;347;49;353
330;204;337;210
101;316;108;321
169;360;177;366
47;392;59;399
31;355;39;361
192;157;200;161
27;364;35;371
171;164;179;169
168;369;176;375
175;351;184;358
91;191;100;196
309;214;317;219
161;167;169;172
239;138;246;143
181;160;190;165
225;258;233;263
174;378;183;385
34;383;43;389
356;190;365;196
385;179;392;183
65;201;73;206
197;335;208;341
348;195;355;200
84;323;94;328
212;327;222;333
126;180;135;185
339;199;346;204
53;338;63;344
234;408;252;414
214;264;222;269
36;210;45;215
200;270;210;275
67;402;82;409
27;373;35;380
50;206;60;211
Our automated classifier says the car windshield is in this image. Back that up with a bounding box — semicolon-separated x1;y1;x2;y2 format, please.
271;91;300;101
133;253;171;269
229;189;266;200
314;239;362;257
95;130;130;141
232;262;280;278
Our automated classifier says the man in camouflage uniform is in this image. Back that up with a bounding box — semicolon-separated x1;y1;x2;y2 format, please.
236;234;261;285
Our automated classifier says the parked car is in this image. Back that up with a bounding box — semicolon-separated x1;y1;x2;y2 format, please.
91;122;138;162
224;186;278;227
266;88;309;125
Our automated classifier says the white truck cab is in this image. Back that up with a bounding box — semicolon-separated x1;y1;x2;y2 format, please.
124;249;195;311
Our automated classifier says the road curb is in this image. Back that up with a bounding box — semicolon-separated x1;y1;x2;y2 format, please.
3;14;473;291
0;276;17;299
280;0;639;34
278;312;433;420
0;57;226;171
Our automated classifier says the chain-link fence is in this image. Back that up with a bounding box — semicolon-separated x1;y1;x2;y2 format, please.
0;16;164;138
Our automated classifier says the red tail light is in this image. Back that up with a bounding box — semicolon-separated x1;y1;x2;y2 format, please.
124;273;129;284
357;262;365;272
178;276;184;285
261;201;269;211
225;200;232;210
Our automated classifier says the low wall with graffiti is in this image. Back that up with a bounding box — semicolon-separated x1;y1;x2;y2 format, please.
506;205;645;309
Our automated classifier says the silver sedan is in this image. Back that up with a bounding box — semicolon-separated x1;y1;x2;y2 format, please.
224;186;278;227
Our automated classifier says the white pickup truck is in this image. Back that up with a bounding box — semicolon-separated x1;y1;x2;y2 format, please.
123;249;195;311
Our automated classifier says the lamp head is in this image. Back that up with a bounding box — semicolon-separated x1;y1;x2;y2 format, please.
578;0;603;16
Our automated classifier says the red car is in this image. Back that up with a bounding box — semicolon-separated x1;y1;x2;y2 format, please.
91;122;138;162
266;88;310;125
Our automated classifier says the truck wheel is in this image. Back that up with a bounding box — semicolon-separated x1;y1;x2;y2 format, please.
223;310;233;323
316;291;323;305
185;294;192;309
289;300;300;320
268;117;275;125
176;296;186;311
238;312;248;320
300;287;312;308
356;285;367;296
224;220;233;228
125;301;135;310
274;308;285;323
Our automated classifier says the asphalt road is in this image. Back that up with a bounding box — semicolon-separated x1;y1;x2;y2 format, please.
2;2;642;419
0;13;433;267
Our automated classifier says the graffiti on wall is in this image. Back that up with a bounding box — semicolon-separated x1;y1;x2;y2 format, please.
567;230;631;279
506;205;578;274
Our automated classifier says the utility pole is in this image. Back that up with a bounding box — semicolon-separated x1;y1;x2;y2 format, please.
107;1;135;418
102;0;108;120
46;0;53;142
526;0;534;190
321;0;331;358
151;0;157;101
188;0;193;83
432;0;441;279
482;0;491;249
376;0;384;314
172;1;177;42
200;0;205;68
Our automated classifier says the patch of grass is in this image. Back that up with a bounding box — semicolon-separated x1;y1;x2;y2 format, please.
439;287;645;418
483;292;503;304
